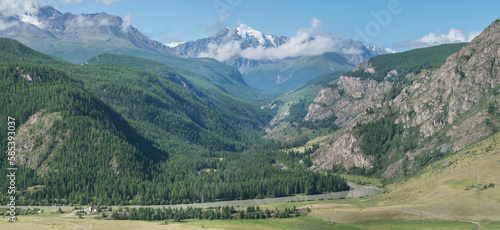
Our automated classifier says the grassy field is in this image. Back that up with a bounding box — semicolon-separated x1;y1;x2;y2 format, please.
1;212;208;230
2;132;499;229
2;212;478;230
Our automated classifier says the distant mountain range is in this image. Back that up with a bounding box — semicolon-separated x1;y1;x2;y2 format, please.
167;24;395;93
166;24;288;73
168;24;395;73
0;5;395;94
0;5;174;62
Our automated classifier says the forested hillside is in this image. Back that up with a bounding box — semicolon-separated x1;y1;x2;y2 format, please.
0;64;155;205
86;54;271;133
344;43;466;82
0;38;245;153
0;38;349;205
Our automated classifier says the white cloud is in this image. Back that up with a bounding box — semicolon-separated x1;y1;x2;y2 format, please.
0;20;19;30
64;0;84;3
198;18;361;62
395;28;480;49
0;0;42;18
200;40;242;61
120;13;131;33
0;0;44;29
94;0;119;5
466;31;481;42
68;14;94;27
98;18;111;26
62;0;119;5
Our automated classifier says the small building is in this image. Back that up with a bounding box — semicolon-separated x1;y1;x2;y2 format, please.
84;205;100;214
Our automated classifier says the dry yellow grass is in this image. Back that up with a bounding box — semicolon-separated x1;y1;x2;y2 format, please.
1;214;221;230
286;135;330;153
300;131;500;226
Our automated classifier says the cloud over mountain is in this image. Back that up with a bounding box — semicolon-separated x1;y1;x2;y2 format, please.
120;13;132;33
395;28;480;49
198;18;363;62
63;0;119;5
68;15;95;28
0;0;41;17
0;0;42;30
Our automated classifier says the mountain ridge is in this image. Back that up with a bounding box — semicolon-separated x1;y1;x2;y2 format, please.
169;23;395;73
305;19;500;178
0;4;396;96
243;52;354;93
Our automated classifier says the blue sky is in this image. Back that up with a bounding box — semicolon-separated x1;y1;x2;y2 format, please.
44;0;500;51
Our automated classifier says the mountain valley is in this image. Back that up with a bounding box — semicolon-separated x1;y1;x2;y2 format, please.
0;2;499;229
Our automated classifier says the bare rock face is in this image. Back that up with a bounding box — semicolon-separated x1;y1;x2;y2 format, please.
353;60;375;73
305;74;391;171
395;19;500;141
13;111;63;175
304;76;391;128
311;127;373;171
381;159;402;178
309;19;500;175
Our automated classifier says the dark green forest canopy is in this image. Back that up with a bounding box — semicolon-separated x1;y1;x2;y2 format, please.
0;38;348;205
0;38;247;153
344;43;466;82
86;53;272;134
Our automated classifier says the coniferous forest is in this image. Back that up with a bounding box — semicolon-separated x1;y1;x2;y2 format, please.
0;38;348;206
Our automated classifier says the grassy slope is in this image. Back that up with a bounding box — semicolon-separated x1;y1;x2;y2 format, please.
304;130;500;228
243;52;354;94
133;52;262;102
275;71;345;106
267;71;345;124
345;43;466;82
11;36;157;64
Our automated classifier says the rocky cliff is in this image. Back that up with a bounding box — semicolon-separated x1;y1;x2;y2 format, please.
309;19;500;176
305;75;392;126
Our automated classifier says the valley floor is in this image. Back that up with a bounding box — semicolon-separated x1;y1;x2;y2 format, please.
3;132;500;229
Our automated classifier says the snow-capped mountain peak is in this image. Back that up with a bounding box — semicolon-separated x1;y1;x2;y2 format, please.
386;48;397;53
366;45;397;55
232;24;285;48
236;24;266;45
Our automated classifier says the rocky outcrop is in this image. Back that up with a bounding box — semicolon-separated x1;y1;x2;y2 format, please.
353;60;375;73
394;19;500;139
13;111;63;174
304;76;391;127
309;19;500;175
305;74;392;171
311;126;373;171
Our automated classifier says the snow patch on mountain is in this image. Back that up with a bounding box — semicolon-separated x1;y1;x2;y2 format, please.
367;45;397;55
164;41;185;48
20;14;43;29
